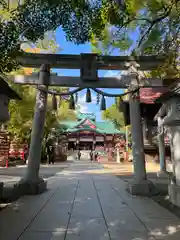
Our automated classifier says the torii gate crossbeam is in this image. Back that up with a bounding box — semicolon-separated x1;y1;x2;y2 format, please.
16;52;165;70
13;74;165;88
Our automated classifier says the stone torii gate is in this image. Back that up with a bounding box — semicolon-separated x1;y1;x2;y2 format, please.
13;52;165;195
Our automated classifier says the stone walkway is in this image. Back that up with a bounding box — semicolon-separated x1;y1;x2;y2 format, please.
0;161;180;240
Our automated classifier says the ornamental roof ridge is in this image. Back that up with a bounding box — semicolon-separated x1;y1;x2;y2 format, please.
77;112;96;120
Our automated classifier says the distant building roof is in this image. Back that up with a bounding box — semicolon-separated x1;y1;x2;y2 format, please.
57;114;124;135
77;112;96;121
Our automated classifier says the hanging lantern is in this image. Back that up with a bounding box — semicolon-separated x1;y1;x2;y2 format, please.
52;94;57;111
100;96;106;111
96;93;100;105
86;88;92;103
69;95;75;110
75;92;78;104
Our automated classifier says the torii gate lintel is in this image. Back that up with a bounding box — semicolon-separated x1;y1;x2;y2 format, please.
16;52;165;70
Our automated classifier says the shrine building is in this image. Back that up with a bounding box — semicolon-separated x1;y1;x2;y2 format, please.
121;87;170;155
57;112;125;151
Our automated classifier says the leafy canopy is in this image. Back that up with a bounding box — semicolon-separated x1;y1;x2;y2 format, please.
6;28;75;143
102;101;125;129
92;0;179;54
0;0;104;74
0;0;179;76
91;0;179;80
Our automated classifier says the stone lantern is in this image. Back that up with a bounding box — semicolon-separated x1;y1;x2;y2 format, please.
155;91;180;207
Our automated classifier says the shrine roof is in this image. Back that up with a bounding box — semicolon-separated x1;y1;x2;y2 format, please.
0;78;21;99
66;127;103;134
58;117;123;135
96;121;121;134
121;87;167;125
139;87;168;104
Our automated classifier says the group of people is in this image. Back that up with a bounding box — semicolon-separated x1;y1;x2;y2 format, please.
77;150;99;161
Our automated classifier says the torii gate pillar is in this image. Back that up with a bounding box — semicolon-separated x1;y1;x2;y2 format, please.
16;64;49;194
126;63;154;195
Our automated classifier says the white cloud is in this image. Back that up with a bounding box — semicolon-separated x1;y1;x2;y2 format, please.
119;70;128;75
76;103;88;113
104;70;129;78
104;70;119;78
75;92;97;113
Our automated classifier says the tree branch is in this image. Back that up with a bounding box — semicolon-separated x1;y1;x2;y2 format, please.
138;7;172;47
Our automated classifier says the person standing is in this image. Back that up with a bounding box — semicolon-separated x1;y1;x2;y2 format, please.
47;144;53;164
51;145;55;164
95;152;98;162
78;150;81;160
24;141;29;164
90;151;93;161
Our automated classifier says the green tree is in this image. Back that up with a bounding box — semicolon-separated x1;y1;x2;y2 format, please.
40;95;76;162
90;1;179;129
91;1;179;53
91;0;179;79
6;30;75;144
7;84;36;143
0;3;77;145
102;104;125;129
1;0;179;77
0;0;104;74
7;85;76;144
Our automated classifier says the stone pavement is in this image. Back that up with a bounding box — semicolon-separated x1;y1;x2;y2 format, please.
0;163;69;184
0;161;180;240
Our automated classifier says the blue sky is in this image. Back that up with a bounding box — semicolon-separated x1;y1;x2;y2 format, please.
54;27;127;121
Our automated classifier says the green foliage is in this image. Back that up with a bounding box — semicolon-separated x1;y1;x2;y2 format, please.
0;0;179;78
7;84;36;143
90;0;179;79
7;86;76;143
43;96;76;139
38;94;76;162
57;100;76;121
0;0;105;74
5;30;75;143
102;103;125;129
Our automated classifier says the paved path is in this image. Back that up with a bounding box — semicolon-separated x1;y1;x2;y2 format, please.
0;163;69;184
0;161;180;240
